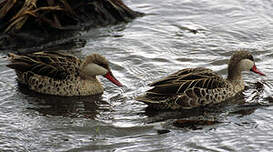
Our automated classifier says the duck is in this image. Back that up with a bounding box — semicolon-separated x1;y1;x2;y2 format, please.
136;50;265;110
7;51;123;96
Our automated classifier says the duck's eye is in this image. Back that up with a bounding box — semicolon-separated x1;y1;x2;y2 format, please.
248;55;254;61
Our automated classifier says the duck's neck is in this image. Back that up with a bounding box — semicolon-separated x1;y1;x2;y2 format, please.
227;66;243;83
226;66;245;92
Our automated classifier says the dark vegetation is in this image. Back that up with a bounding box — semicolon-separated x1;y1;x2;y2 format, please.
0;0;143;51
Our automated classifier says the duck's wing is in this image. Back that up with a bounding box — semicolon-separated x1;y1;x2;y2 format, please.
7;51;81;80
146;67;226;95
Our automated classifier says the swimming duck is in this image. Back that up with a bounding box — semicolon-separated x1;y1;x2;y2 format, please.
7;51;122;96
136;50;265;110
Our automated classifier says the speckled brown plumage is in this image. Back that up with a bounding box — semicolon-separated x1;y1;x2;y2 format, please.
7;51;122;96
136;50;265;110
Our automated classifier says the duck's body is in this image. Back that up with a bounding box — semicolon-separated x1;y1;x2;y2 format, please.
7;51;122;96
136;51;265;110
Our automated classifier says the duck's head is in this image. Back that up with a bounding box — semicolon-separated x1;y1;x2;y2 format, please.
228;50;265;80
80;54;123;87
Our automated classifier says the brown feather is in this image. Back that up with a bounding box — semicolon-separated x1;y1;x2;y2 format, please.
146;67;226;96
7;51;81;80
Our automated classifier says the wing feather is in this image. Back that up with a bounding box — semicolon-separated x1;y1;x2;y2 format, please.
146;67;226;96
7;51;81;80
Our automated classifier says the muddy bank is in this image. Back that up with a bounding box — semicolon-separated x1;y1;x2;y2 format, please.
0;0;143;51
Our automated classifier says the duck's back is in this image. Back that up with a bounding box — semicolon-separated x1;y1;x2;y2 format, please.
7;51;81;81
136;67;234;109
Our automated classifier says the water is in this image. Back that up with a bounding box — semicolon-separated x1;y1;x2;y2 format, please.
1;0;273;151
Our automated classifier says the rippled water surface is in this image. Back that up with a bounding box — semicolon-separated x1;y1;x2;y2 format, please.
1;0;273;151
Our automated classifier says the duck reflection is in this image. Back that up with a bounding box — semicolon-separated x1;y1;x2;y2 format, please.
17;83;111;119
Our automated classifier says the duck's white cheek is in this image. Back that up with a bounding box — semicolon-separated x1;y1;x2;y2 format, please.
83;63;108;76
239;59;254;71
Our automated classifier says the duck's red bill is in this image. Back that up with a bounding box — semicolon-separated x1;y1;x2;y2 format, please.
103;72;123;87
251;65;265;76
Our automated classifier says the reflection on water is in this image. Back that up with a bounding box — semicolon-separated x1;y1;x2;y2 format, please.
18;84;106;119
1;0;273;151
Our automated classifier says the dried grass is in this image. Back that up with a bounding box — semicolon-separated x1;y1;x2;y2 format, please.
0;0;141;34
0;0;74;33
